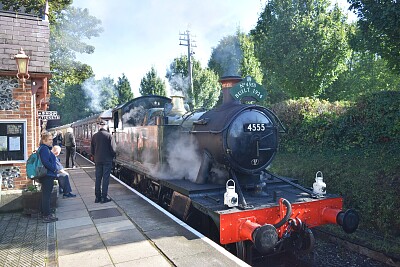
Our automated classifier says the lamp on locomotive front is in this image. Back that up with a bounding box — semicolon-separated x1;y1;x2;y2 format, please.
14;48;30;88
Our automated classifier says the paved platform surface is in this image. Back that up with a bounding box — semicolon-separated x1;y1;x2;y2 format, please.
0;211;56;267
0;152;249;267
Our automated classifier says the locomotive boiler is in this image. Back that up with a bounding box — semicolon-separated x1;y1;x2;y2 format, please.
66;76;360;264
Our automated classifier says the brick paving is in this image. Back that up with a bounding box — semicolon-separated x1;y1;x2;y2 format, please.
0;212;56;267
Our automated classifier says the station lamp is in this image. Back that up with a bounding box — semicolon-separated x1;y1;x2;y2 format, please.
14;48;30;87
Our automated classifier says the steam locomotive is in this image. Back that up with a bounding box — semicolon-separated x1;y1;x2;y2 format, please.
50;76;359;263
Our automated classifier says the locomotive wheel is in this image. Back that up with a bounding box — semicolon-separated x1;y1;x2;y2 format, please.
236;241;253;264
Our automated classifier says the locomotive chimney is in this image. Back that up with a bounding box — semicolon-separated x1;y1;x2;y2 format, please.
219;76;242;104
170;96;187;116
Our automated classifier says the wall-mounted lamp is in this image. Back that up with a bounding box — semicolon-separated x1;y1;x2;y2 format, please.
14;48;30;87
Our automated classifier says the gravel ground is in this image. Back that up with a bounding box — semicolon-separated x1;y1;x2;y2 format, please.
253;234;393;267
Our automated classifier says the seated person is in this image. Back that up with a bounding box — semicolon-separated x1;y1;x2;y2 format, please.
51;145;76;198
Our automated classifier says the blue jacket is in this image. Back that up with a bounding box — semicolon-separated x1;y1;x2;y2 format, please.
38;144;57;177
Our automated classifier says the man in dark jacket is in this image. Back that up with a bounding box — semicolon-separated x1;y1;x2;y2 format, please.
91;120;116;203
64;127;76;168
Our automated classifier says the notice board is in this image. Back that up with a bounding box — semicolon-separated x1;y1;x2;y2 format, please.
0;121;26;161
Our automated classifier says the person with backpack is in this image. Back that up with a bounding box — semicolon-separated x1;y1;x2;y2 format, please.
38;131;58;223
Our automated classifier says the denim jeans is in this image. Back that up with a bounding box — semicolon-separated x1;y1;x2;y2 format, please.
95;162;112;199
57;172;72;194
39;176;54;216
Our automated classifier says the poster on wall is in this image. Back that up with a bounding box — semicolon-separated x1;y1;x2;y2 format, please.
9;136;20;151
0;136;7;151
0;122;25;161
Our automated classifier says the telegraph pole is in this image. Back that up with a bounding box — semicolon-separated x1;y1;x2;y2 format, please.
179;30;196;108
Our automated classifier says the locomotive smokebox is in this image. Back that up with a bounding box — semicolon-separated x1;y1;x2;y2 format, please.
193;76;278;184
219;76;242;104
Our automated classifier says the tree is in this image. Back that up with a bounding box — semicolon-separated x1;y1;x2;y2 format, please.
48;5;103;122
82;77;118;113
208;35;242;77
59;84;91;124
115;73;134;104
208;30;263;84
0;0;71;19
193;68;221;109
251;0;350;100
167;56;220;109
323;51;400;101
348;0;400;73
139;67;167;96
238;32;263;84
50;6;103;86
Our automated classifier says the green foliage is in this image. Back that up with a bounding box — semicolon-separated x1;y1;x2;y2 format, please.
49;61;93;120
50;61;94;96
139;67;167;96
46;3;103;124
272;97;349;151
348;0;400;73
323;50;400;101
272;91;400;152
115;73;134;104
238;32;263;84
270;145;400;238
192;68;220;109
269;90;400;241
96;77;118;111
50;6;102;59
251;0;350;100
58;84;91;124
25;184;38;192
0;0;71;18
50;6;103;88
208;35;242;77
166;56;219;109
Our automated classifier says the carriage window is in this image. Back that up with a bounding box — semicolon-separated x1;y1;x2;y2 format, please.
92;123;97;136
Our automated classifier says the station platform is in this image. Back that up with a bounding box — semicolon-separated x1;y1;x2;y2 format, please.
6;152;248;267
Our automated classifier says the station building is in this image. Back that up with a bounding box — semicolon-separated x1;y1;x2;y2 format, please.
0;6;51;210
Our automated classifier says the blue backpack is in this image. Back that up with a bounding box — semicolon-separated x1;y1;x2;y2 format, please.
26;147;47;180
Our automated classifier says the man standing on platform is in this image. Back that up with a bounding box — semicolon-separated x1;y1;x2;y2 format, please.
64;126;76;168
91;120;116;204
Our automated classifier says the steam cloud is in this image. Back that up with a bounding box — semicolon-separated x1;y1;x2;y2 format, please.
211;35;242;76
141;131;201;182
81;77;102;113
167;73;192;104
122;106;145;126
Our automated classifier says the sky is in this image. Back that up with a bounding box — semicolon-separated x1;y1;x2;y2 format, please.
72;0;355;97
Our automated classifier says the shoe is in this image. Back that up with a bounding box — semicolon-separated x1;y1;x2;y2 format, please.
63;193;76;198
72;166;78;169
95;197;101;203
42;214;58;223
100;197;112;204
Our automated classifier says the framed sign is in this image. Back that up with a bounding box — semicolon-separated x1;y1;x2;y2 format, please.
0;120;27;162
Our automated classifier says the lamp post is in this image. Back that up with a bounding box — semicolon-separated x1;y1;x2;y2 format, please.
14;48;30;88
